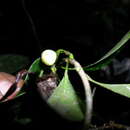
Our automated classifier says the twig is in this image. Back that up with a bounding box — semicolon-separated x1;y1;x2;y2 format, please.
67;58;93;129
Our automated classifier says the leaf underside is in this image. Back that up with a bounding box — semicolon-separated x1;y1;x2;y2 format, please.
48;70;84;121
88;75;130;98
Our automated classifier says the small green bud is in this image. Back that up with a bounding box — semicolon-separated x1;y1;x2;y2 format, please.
41;49;57;66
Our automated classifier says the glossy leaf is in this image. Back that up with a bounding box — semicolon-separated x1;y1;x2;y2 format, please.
84;30;130;71
0;54;29;73
87;75;130;98
27;58;41;74
24;58;42;81
48;70;84;121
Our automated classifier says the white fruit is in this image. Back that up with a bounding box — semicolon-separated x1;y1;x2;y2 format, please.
41;49;57;66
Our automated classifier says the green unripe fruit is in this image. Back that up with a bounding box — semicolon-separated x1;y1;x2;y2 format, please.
41;49;57;66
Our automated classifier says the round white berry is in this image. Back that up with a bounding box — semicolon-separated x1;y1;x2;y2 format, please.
41;49;57;66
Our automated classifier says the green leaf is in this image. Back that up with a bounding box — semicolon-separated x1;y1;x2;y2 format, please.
24;58;42;81
0;54;29;73
27;58;41;74
84;30;130;71
20;58;42;97
87;75;130;98
48;70;84;121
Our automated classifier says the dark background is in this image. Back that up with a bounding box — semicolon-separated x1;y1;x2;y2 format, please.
1;0;130;129
1;0;130;62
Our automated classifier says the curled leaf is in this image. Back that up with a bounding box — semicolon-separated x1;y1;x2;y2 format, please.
24;57;85;121
27;58;42;74
24;58;42;81
48;70;84;121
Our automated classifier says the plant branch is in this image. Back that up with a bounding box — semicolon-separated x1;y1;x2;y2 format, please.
67;58;93;128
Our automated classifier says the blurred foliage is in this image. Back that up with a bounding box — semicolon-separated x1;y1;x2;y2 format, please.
0;54;29;74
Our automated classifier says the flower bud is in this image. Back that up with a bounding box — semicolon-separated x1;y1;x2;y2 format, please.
41;49;57;66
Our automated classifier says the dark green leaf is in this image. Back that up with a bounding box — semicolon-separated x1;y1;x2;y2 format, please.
27;58;41;74
0;54;29;73
48;70;84;121
24;58;42;81
20;58;42;97
84;30;130;71
88;75;130;98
